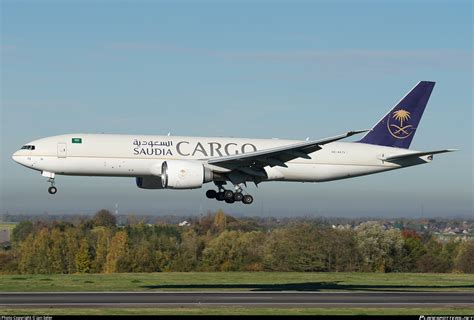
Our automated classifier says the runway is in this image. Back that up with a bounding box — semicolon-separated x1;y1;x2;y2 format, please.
1;291;473;308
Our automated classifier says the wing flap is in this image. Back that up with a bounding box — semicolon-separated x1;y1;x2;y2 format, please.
262;157;288;167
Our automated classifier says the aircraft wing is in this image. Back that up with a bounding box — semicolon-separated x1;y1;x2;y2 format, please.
379;149;457;162
207;130;368;176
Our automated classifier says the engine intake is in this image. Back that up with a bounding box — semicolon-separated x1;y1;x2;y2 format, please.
136;176;164;189
161;160;213;189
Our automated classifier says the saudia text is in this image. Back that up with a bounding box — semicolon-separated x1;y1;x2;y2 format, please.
133;139;257;157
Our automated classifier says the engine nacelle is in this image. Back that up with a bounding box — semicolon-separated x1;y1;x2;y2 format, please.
136;176;164;189
161;160;213;189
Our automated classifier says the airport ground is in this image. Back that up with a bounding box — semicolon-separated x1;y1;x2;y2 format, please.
1;272;473;315
1;272;474;292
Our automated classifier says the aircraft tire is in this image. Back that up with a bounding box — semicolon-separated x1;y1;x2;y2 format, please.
242;194;253;204
223;190;234;200
216;192;225;201
206;190;217;199
48;186;57;195
233;192;244;202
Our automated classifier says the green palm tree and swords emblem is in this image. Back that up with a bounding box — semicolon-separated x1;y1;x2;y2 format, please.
387;109;414;138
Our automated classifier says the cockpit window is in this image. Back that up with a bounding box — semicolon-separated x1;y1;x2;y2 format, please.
21;145;35;150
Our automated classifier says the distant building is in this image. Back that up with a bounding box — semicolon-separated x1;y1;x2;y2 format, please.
178;220;191;227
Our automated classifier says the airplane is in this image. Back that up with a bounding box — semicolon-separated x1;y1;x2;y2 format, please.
12;81;456;205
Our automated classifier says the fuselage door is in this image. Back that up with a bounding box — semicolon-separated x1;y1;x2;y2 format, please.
57;143;67;158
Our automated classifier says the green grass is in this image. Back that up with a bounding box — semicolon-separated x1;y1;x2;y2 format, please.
2;272;473;315
0;307;473;315
1;272;473;292
0;223;16;229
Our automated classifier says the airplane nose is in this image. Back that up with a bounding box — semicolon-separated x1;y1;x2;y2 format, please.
12;151;19;162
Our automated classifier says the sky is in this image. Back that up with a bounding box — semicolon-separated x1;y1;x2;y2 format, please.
1;1;472;217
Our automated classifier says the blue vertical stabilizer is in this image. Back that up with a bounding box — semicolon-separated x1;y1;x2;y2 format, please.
359;81;435;149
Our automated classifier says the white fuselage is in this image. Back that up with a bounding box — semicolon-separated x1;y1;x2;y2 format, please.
12;133;430;183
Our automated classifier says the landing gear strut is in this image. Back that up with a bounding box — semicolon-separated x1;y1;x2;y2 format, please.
205;182;253;204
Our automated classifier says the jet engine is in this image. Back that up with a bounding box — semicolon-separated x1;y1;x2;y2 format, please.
161;160;213;189
136;176;164;189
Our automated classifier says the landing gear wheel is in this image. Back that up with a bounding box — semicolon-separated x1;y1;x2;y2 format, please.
242;194;253;204
48;186;57;195
225;198;235;204
216;192;225;201
223;190;234;200
206;190;217;199
233;192;244;202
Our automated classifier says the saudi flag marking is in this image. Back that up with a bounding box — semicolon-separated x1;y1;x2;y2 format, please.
72;138;82;144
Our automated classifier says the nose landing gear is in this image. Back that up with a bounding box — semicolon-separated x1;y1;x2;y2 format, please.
47;178;57;195
41;171;57;195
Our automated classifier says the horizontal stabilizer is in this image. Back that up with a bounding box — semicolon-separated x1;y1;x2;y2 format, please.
379;149;457;162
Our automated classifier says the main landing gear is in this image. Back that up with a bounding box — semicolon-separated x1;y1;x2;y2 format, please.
205;184;254;205
47;178;57;195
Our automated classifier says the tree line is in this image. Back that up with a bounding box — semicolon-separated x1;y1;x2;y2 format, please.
0;209;473;274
